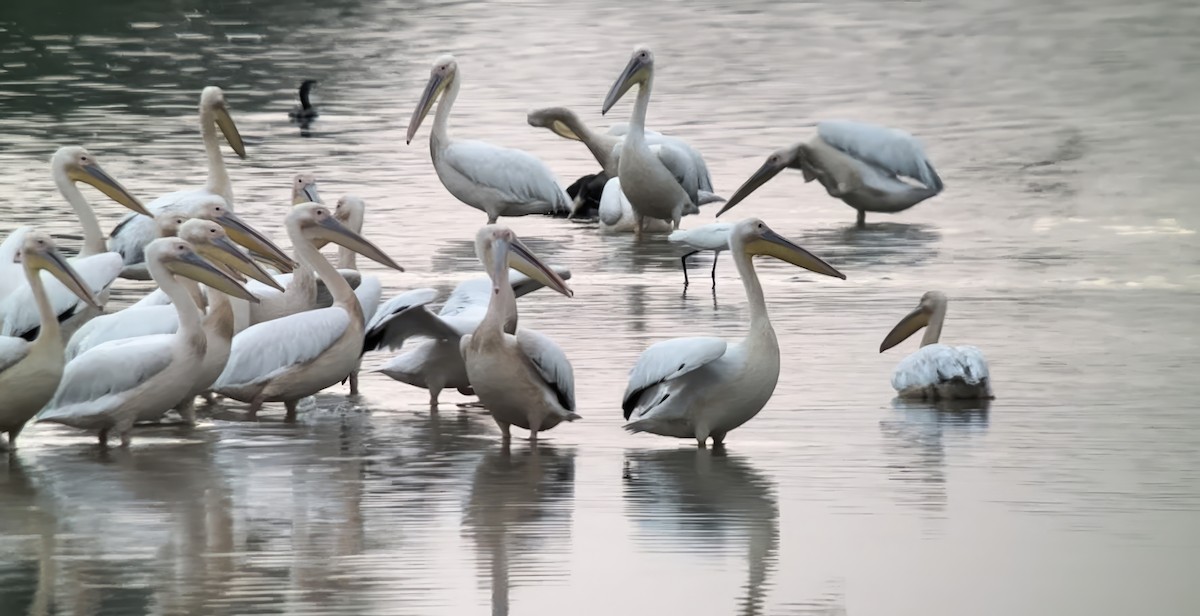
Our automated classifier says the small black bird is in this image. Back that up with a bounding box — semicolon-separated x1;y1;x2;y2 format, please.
289;80;319;121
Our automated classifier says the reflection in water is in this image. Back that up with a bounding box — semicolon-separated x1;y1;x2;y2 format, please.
623;449;778;616
463;445;576;616
879;398;990;515
798;223;942;271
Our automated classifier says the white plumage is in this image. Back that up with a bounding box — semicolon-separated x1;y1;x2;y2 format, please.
598;177;671;233
214;307;350;393
667;222;734;289
891;344;991;400
65;304;181;360
816;120;940;191
0;253;122;339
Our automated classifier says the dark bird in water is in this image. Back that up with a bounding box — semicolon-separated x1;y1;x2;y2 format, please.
289;80;319;121
564;171;609;219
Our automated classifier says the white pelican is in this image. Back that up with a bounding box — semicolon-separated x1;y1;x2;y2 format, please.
289;80;319;121
108;86;249;276
597;177;670;234
212;203;403;419
243;176;326;325
879;291;993;400
363;266;572;410
406;55;571;224
326;195;381;395
717;120;944;227
0;232;99;449
461;225;577;444
623;218;845;448
600;45;695;235
0;146;147;341
667;222;733;289
37;237;258;447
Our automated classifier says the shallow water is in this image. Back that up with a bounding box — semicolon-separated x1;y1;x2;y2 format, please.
1;0;1199;614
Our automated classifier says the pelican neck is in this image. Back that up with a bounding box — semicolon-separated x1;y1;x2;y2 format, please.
52;167;106;257
24;261;60;344
289;222;359;322
199;104;234;206
430;74;460;157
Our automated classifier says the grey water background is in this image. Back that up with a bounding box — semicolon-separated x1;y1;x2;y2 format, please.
1;0;1198;614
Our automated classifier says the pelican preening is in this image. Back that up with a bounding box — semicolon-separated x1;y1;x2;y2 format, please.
109;86;248;276
407;55;571;224
212;203;403;420
668;222;733;289
0;146;147;341
37;237;258;448
880;291;993;400
0;232;99;450
462;225;577;444
623;218;845;448
289;80;319;121
718;120;944;227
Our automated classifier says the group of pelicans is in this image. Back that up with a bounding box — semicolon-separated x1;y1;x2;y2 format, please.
0;45;991;452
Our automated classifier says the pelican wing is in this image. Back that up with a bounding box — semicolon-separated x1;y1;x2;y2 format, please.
130;288;172;308
610;142;703;208
817;120;943;191
623;337;727;415
442;139;571;214
41;335;174;414
354;276;383;322
892;343;990;393
214;307;351;389
65;305;180;360
0;227;33;301
109;189;228;265
0;336;31;374
361;288;448;352
516;328;576;413
0;253;122;339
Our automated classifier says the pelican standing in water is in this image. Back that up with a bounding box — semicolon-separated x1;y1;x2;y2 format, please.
600;45;695;236
37;238;257;447
289;80;319;121
717;120;943;227
623;219;845;448
0;146;147;341
668;222;733;289
406;55;571;223
0;232;99;450
212;203;404;420
108;86;248;276
879;291;992;400
462;225;577;444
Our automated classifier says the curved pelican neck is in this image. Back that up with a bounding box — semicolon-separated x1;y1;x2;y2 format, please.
731;245;772;339
625;73;654;144
203;286;235;339
291;225;359;322
430;74;461;158
199;104;234;205
53;166;105;256
150;259;205;344
558;111;620;173
921;301;946;347
24;263;60;344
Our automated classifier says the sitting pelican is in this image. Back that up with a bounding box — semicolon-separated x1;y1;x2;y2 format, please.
0;231;99;450
0;146;147;341
406;55;571;223
212;203;403;419
879;291;993;400
363;266;572;411
288;80;319;121
108;86;248;277
623;218;845;448
461;225;577;444
716;120;944;227
667;222;733;289
601;46;699;236
37;237;257;448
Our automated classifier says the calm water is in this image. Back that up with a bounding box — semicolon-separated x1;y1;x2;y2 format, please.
1;0;1199;614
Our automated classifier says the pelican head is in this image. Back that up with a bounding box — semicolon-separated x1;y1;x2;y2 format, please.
526;107;583;141
602;45;654;115
178;218;284;291
334;195;366;232
880;291;948;352
474;225;573;298
155;213;189;238
52;146;148;216
716;145;802;217
17;231;100;309
732;218;845;279
407;55;458;144
184;195;295;273
144;237;258;303
292;173;321;205
289;202;404;272
200;86;247;159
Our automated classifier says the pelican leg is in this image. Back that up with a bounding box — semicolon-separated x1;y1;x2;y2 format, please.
98;428;110;449
680;250;698;288
711;432;727;451
284;400;298;422
710;252;719;290
429;381;443;414
348;371;360;396
7;425;23;450
175;398;197;425
634;214;645;240
202;391;217;404
528;415;545;446
496;420;512;443
856;209;865;227
119;429;132;448
247;395;264;419
695;427;711;449
486;211;499;224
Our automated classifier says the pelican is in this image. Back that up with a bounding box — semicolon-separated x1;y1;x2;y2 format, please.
879;291;992;400
363;266;572;411
597;177;670;234
717;120;944;227
243;176;327;325
667;222;733;289
0;232;99;450
406;55;571;223
37;237;257;447
108;86;248;276
600;45;695;235
623;218;845;448
212;203;403;420
289;80;319;121
326;195;382;395
461;225;577;444
0;146;147;341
